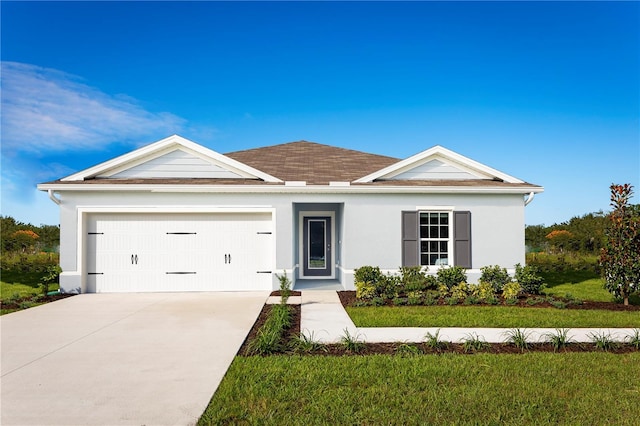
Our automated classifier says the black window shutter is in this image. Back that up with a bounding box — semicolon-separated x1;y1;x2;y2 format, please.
401;211;419;266
454;211;472;268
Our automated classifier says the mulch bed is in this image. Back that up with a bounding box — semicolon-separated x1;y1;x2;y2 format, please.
238;302;302;356
1;293;76;311
302;342;639;356
269;290;302;297
337;291;640;311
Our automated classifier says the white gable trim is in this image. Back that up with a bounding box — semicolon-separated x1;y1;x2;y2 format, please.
354;145;524;184
61;135;282;183
95;146;247;179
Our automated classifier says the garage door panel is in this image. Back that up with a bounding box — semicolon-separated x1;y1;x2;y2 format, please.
85;213;273;292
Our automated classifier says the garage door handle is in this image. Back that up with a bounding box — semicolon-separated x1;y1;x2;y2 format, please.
257;271;272;274
131;254;138;265
228;254;231;264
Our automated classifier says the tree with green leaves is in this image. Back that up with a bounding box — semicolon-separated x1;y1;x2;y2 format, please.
599;184;640;305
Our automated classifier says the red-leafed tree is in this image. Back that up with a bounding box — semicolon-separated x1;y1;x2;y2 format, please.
600;184;640;305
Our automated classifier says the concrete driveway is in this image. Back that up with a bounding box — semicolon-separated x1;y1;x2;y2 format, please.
1;292;268;426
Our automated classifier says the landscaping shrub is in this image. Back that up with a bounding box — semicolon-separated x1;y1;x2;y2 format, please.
514;263;546;294
450;282;469;300
479;265;512;292
474;281;495;301
39;264;62;295
406;291;423;306
437;283;450;298
380;273;401;299
354;266;383;286
355;281;376;300
399;266;436;292
276;271;292;304
502;281;522;301
354;266;383;299
436;266;467;289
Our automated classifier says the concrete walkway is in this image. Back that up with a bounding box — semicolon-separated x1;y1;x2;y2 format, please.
300;291;638;343
1;292;268;426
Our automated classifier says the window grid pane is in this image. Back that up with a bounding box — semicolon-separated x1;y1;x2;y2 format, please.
419;212;450;266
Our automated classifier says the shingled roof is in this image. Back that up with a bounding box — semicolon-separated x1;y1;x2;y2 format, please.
225;141;399;185
38;136;543;192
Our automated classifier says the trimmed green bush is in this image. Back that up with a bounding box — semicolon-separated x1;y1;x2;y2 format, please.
515;263;546;294
436;266;467;289
479;265;512;292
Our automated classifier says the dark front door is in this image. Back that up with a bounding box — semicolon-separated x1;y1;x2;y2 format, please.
303;216;332;276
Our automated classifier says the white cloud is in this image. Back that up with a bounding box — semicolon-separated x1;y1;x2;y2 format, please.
1;62;187;154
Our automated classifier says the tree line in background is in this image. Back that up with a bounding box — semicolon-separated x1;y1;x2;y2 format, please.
1;216;60;254
525;211;613;254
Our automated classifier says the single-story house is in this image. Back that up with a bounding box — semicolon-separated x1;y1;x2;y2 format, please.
38;135;543;293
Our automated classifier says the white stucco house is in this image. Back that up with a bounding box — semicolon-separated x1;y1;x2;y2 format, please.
38;135;543;293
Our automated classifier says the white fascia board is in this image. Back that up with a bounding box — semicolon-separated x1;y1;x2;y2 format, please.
38;182;544;195
354;145;525;184
60;134;282;183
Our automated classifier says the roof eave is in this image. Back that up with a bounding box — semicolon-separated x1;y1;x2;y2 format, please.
38;183;544;195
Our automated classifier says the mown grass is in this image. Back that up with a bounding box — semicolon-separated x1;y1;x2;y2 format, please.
541;269;640;305
1;269;60;314
199;353;640;425
346;305;640;328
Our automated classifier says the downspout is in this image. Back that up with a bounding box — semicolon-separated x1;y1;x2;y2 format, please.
524;192;535;206
48;189;61;205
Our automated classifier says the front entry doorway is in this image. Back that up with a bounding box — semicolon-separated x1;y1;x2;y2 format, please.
302;215;333;277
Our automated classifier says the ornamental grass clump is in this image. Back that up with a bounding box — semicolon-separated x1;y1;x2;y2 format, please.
626;329;640;350
247;304;293;355
588;331;619;352
424;329;449;351
503;328;532;352
289;331;328;354
340;329;366;353
544;328;574;352
462;333;490;353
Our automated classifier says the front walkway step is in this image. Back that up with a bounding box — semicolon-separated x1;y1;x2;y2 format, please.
300;291;356;343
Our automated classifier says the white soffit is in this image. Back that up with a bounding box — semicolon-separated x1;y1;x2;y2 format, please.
354;145;525;184
61;135;282;182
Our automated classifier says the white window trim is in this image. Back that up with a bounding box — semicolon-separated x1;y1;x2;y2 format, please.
417;206;454;269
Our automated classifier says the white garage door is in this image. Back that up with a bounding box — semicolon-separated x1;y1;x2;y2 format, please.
85;213;273;292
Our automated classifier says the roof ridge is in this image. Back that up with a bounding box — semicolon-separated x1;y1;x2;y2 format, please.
225;140;399;160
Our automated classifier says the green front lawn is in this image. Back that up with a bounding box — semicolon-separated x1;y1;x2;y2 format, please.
346;305;640;328
541;269;640;305
199;353;640;425
1;269;59;315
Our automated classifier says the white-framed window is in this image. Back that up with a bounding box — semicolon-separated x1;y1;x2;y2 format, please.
419;211;451;266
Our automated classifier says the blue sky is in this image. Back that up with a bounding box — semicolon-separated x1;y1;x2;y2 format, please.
1;1;638;227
